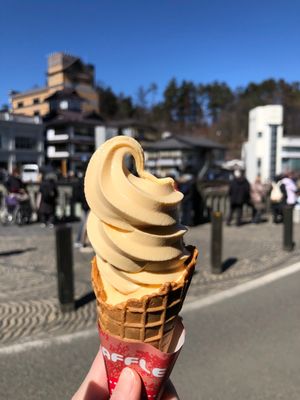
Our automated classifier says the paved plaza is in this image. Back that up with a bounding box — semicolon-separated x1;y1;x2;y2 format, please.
0;219;299;347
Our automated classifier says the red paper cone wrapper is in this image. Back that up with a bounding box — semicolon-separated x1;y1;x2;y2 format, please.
99;317;185;400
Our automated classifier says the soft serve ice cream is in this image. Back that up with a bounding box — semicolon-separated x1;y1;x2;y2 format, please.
84;136;190;305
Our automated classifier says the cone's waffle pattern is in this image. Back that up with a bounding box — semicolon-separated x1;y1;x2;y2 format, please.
92;246;198;351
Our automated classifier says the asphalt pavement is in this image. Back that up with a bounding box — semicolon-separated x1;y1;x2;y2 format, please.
177;267;300;400
1;219;300;399
1;264;300;400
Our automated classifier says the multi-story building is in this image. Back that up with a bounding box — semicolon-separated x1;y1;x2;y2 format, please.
243;104;300;183
44;89;104;175
10;52;99;117
0;112;44;173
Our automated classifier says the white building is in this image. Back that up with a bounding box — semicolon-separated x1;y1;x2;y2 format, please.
243;105;300;183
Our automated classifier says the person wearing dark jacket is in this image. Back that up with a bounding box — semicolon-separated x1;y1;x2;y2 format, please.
226;169;250;226
38;176;58;227
177;174;193;226
74;173;90;248
5;168;25;193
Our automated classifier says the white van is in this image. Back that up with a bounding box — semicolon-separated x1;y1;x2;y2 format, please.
22;164;39;183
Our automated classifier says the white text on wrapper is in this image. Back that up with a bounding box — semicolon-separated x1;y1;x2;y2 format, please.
101;347;167;377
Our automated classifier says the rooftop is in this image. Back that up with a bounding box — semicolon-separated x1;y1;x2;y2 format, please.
45;88;84;102
143;135;226;151
10;86;48;99
0;112;41;124
43;110;104;125
178;135;226;149
106;119;157;132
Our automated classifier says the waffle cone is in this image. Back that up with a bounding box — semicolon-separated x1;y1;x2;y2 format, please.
91;245;198;352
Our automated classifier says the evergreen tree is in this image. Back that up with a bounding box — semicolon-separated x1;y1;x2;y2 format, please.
117;94;135;119
176;80;202;126
97;85;118;118
199;82;234;123
163;78;178;123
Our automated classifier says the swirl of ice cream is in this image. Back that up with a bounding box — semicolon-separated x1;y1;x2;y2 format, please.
85;136;190;299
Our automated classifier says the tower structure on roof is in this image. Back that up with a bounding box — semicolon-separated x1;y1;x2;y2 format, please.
10;52;99;117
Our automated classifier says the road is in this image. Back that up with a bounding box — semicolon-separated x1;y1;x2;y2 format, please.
1;264;300;399
1;221;300;346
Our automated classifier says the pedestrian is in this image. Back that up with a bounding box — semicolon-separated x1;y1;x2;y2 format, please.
177;173;193;226
4;167;32;222
270;174;287;223
226;169;250;226
5;167;25;193
250;176;265;223
74;172;90;248
281;171;297;206
192;180;204;225
38;174;58;227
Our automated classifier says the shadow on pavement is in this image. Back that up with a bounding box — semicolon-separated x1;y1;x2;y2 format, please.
0;247;36;257
222;257;238;272
75;291;96;310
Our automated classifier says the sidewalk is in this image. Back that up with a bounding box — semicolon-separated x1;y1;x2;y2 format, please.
0;220;299;347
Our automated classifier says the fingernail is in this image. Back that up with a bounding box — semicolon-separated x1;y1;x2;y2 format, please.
112;368;135;398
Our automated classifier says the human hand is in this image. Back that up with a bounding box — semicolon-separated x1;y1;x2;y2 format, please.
72;348;179;400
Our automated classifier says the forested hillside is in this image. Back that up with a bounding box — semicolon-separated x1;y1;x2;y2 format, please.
98;79;300;157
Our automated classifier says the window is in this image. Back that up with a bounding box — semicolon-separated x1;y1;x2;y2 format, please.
33;98;40;105
15;137;37;150
270;125;278;180
54;143;68;152
59;100;68;110
75;127;93;136
282;146;300;152
68;99;81;112
76;143;94;153
282;158;300;171
33;111;40;116
257;158;261;168
257;131;262;138
17;102;24;108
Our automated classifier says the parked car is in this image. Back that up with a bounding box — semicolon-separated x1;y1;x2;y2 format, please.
21;164;39;183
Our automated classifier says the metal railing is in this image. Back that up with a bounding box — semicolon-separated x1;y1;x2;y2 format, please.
201;188;260;221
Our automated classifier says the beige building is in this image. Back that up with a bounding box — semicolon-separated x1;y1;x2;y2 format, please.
10;52;99;117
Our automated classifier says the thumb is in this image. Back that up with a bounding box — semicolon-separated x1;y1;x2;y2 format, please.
110;367;142;400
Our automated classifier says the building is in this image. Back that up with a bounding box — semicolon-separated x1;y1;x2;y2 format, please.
0;112;44;173
10;52;99;117
43;89;104;175
42;87;159;175
143;134;226;177
243;105;300;183
94;119;159;148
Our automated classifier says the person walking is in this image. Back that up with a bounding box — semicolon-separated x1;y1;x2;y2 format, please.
281;171;297;206
226;169;250;226
38;174;58;227
177;173;193;226
74;172;90;248
5;167;25;193
250;176;265;223
270;174;287;223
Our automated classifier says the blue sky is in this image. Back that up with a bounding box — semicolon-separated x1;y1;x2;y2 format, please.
1;0;300;106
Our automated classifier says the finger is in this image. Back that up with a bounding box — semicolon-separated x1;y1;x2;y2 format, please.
110;367;142;400
161;379;180;400
72;347;109;400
